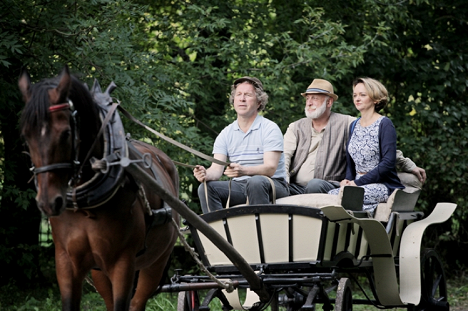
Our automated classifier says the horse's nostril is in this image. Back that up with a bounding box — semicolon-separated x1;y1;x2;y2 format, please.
55;196;64;211
37;200;44;211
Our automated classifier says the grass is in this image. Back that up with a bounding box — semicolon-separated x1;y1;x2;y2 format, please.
1;274;467;310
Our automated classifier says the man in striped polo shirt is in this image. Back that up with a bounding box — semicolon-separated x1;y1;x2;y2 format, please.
193;77;289;213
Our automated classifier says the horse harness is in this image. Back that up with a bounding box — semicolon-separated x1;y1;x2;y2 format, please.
28;80;172;230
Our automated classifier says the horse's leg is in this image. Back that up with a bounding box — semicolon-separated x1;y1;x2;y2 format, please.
129;253;172;311
91;269;114;310
130;224;178;311
54;248;86;311
106;256;137;311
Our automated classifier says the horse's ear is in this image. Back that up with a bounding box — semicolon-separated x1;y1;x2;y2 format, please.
18;68;31;103
50;66;72;104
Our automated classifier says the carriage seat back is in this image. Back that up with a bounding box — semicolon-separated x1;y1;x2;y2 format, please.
374;172;423;222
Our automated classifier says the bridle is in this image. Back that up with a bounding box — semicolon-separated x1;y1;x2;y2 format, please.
30;100;81;187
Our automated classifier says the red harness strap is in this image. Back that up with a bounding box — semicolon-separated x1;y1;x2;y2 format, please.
49;103;70;112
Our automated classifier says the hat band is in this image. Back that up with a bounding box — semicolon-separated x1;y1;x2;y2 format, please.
305;88;331;94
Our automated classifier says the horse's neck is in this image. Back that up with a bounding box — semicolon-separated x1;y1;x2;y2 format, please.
78;120;104;183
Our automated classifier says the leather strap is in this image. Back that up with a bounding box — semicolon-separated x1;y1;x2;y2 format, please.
117;105;229;167
116;106;280;211
245;176;276;205
77;102;119;180
225;179;233;209
268;177;277;204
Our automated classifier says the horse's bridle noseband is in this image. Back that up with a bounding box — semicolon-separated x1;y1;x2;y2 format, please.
30;100;81;186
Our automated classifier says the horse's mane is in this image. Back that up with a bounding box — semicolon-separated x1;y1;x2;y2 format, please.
20;74;101;137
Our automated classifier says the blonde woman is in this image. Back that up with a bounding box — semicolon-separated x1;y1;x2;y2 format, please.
328;77;404;214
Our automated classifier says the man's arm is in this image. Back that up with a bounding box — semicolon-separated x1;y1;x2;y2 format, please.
193;154;227;182
396;150;416;171
224;151;281;178
396;150;427;183
283;123;298;182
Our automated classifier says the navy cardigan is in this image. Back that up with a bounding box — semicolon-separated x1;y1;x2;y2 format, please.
345;117;404;195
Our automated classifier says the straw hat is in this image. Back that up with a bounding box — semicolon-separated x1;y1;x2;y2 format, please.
301;79;338;100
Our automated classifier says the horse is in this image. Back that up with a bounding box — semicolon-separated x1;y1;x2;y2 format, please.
18;66;179;311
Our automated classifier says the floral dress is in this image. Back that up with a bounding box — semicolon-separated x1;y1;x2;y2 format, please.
328;116;389;214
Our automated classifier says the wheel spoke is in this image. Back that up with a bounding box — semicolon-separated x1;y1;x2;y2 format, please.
431;274;442;297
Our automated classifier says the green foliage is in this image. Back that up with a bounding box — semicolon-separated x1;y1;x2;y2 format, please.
140;0;380;136
0;282;106;310
1;0;467;286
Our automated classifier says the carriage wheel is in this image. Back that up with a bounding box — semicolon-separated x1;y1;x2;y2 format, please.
177;290;200;311
414;249;449;311
335;278;353;311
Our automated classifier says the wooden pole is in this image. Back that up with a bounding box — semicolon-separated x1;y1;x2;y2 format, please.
124;161;271;302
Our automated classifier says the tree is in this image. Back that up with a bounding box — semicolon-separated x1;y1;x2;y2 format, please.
0;0;197;284
321;0;468;268
140;0;468;271
1;0;466;286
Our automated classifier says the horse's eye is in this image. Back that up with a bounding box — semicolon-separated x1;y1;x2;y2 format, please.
60;129;71;142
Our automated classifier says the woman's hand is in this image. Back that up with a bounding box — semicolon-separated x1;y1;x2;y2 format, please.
340;179;350;186
340;179;357;187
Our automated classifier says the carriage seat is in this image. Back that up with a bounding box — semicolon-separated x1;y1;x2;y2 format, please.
276;172;423;221
276;185;365;212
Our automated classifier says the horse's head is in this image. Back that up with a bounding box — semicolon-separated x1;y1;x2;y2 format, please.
19;66;94;217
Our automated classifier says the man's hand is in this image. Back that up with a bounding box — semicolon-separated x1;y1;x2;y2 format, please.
193;165;207;182
411;166;427;184
224;163;245;178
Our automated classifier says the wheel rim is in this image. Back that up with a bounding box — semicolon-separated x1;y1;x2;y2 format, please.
177;290;199;311
335;278;353;311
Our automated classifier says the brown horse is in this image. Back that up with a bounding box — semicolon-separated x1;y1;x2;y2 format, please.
18;66;179;311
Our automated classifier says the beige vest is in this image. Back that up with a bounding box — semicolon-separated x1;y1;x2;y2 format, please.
289;112;351;182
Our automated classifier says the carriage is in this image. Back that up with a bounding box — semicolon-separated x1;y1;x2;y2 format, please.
20;68;456;311
151;171;456;311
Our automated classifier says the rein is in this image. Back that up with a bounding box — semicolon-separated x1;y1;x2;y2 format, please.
117;106;235;212
30;94;234;211
34;101;230;175
117;106;230;167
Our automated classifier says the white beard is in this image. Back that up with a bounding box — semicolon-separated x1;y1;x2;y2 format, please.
305;98;328;119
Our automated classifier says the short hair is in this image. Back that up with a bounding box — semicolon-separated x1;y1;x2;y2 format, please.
353;77;388;112
229;81;269;111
